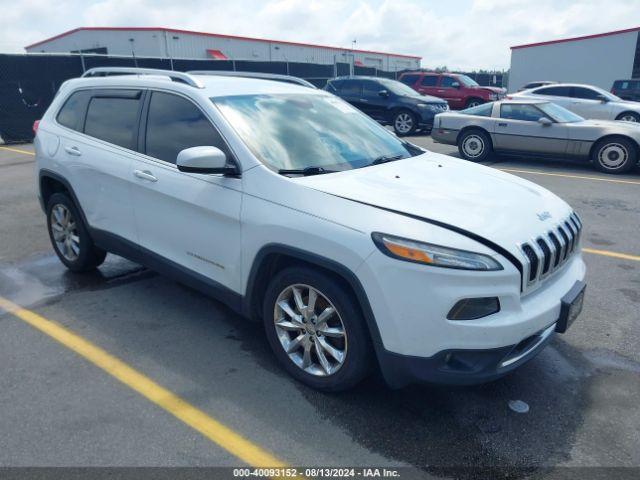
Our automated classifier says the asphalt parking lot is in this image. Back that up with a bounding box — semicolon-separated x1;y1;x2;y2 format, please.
0;138;639;478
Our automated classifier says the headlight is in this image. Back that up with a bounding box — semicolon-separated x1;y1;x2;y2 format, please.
417;103;442;111
372;233;503;271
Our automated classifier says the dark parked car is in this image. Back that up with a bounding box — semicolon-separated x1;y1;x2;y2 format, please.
611;79;640;101
324;76;448;135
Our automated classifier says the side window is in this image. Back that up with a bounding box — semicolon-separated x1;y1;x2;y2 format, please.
84;91;141;149
420;76;438;87
56;90;91;131
399;74;419;86
500;104;546;122
572;87;601;100
340;81;361;96
362;80;383;96
145;91;230;164
439;76;456;88
533;86;571;97
462;102;493;117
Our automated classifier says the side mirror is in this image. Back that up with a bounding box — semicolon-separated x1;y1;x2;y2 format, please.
538;117;553;126
378;89;389;97
176;146;238;175
596;95;609;103
451;82;461;89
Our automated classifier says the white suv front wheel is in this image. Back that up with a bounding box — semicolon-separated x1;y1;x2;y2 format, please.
263;266;372;391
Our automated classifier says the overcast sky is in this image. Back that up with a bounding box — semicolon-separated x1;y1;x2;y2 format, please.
1;0;639;70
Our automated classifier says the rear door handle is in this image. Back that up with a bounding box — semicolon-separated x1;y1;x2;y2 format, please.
360;98;369;102
134;169;158;182
64;146;82;156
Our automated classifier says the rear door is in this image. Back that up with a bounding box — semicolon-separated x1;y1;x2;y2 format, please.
58;88;141;242
416;74;439;97
492;103;568;155
337;80;363;110
131;90;243;292
528;86;574;110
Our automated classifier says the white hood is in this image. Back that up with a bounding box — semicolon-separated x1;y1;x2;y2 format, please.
297;153;574;257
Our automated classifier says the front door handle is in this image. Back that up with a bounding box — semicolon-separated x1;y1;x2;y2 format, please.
64;146;82;156
134;169;158;182
498;122;508;127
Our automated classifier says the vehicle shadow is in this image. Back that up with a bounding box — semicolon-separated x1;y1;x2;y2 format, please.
3;252;594;479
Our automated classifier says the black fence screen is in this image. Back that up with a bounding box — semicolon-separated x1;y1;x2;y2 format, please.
0;53;505;143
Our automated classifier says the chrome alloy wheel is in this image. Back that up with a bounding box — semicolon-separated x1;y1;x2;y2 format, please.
394;113;414;134
461;134;485;158
598;142;628;170
50;204;80;261
619;114;638;122
467;100;481;108
273;284;347;377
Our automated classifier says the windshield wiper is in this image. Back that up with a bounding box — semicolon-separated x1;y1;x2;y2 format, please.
370;154;405;166
278;166;336;176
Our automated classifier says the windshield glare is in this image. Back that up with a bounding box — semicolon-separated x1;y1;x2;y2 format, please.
537;102;584;123
457;75;479;87
213;93;418;171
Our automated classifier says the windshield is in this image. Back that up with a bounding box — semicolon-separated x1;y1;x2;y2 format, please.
537;102;584;123
377;78;422;97
457;75;480;87
213;93;420;172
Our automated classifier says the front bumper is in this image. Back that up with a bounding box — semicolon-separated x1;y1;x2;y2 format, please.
356;248;586;388
378;321;556;387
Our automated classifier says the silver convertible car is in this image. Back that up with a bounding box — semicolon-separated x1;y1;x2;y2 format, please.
431;99;640;174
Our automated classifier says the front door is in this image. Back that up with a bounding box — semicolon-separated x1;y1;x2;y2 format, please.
436;76;465;109
492;103;568;155
360;80;389;121
131;90;243;292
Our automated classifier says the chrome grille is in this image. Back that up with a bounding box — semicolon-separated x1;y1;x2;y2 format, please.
519;212;582;290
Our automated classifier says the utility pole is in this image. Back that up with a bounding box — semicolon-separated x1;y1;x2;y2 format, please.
129;38;138;67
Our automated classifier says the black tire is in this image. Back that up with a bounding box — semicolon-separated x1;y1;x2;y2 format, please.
615;111;640;123
46;192;106;272
591;137;637;174
465;98;483;109
392;109;418;136
457;129;494;162
262;266;372;391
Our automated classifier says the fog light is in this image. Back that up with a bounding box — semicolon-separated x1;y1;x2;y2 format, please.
447;297;500;320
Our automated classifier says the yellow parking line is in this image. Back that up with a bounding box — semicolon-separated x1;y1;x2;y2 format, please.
498;168;640;186
0;146;35;156
582;247;640;262
0;296;287;468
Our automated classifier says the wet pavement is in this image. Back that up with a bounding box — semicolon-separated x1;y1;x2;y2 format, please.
0;141;639;478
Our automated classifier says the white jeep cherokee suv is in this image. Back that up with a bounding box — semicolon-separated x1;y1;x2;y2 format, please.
34;68;586;391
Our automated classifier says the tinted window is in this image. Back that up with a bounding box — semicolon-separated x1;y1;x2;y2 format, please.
534;86;572;97
145;91;229;164
440;76;457;88
420;75;438;86
572;87;602;100
340;81;361;96
362;80;383;96
462;102;493;117
399;74;419;85
500;104;546;121
84;93;141;149
57;90;90;131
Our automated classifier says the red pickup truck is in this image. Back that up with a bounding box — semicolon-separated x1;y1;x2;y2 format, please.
399;72;506;110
